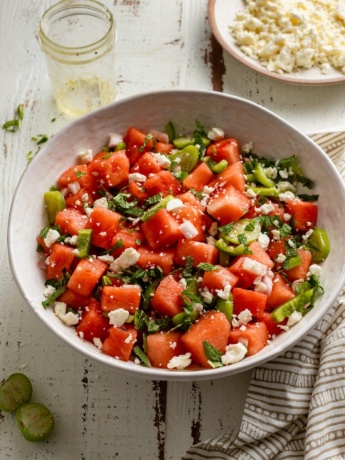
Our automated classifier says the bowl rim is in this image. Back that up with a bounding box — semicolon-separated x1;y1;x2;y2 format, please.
7;89;345;381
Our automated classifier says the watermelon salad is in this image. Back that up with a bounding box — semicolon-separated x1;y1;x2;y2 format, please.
37;121;330;371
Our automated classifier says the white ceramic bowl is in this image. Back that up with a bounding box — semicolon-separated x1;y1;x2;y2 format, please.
8;90;345;381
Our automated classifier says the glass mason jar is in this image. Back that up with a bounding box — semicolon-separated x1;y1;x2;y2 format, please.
39;0;117;117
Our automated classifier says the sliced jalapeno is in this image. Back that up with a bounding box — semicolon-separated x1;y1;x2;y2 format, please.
308;227;330;263
253;163;276;188
44;191;66;225
221;218;261;245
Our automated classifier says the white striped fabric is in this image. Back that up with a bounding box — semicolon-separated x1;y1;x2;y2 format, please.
183;132;345;460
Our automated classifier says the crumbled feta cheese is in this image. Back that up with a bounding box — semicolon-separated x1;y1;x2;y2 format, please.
192;303;204;313
231;0;345;75
287;310;303;327
238;309;252;326
179;278;187;290
108;308;130;327
265;167;277;180
110;248;140;273
257;232;270;250
128;173;147;183
93;197;108;208
308;264;322;278
93;337;103;349
215;284;231;300
302;229;314;242
108;132;123;148
68;181;81;195
167;352;192;370
245;188;257;198
200;287;213;304
257;202;274;215
207;127;225;141
97;254;115;264
242;257;268;276
279;191;295;203
124;333;133;344
276;253;286;264
221;343;247;365
43;285;56;298
271;229;281;240
54;302;79;326
85;207;94;217
179;221;198;240
151;152;171;169
277;181;296;192
44;229;60;248
166;198;184;212
77;149;93;164
242;142;254;153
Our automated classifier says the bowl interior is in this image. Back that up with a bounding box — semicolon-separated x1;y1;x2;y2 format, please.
8;90;345;381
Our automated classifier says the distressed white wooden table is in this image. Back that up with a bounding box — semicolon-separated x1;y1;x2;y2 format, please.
2;1;345;459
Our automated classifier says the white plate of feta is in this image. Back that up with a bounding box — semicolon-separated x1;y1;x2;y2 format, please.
208;0;345;85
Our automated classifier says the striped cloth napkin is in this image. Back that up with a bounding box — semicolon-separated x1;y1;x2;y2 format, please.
183;132;345;460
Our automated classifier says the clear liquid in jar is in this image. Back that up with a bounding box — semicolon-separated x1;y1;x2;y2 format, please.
54;75;116;117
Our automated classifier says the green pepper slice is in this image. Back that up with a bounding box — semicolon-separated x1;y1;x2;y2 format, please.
169;145;199;172
215;296;233;322
215;239;249;256
173;135;211;150
308;227;330;263
165;121;176;143
76;229;93;258
221;218;261;244
248;186;280;197
44;191;66;225
253;163;276;188
271;289;314;323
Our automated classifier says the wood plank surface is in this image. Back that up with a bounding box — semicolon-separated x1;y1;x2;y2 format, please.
2;1;345;459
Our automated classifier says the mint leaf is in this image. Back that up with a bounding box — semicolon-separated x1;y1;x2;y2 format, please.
203;341;223;368
133;346;151;367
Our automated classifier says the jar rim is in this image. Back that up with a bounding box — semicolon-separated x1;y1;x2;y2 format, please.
39;0;115;54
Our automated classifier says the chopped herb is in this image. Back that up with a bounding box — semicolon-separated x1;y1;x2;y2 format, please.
133;346;151;367
203;341;223;368
51;118;56;123
244;220;256;232
134;239;142;246
101;152;112;160
237;233;248;246
296;194;319;202
145;193;163;207
146;317;171;333
101;238;124;255
182;256;194;280
111;193;142;216
280;223;292;238
75;170;86;178
197;263;220;272
139;133;156;152
218;222;234;236
134;310;148;330
32;134;49;145
2;104;24;132
195;119;207;137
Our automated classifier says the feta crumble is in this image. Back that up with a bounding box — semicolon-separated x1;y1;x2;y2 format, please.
109;248;140;273
167;352;192;370
221;343;247;365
